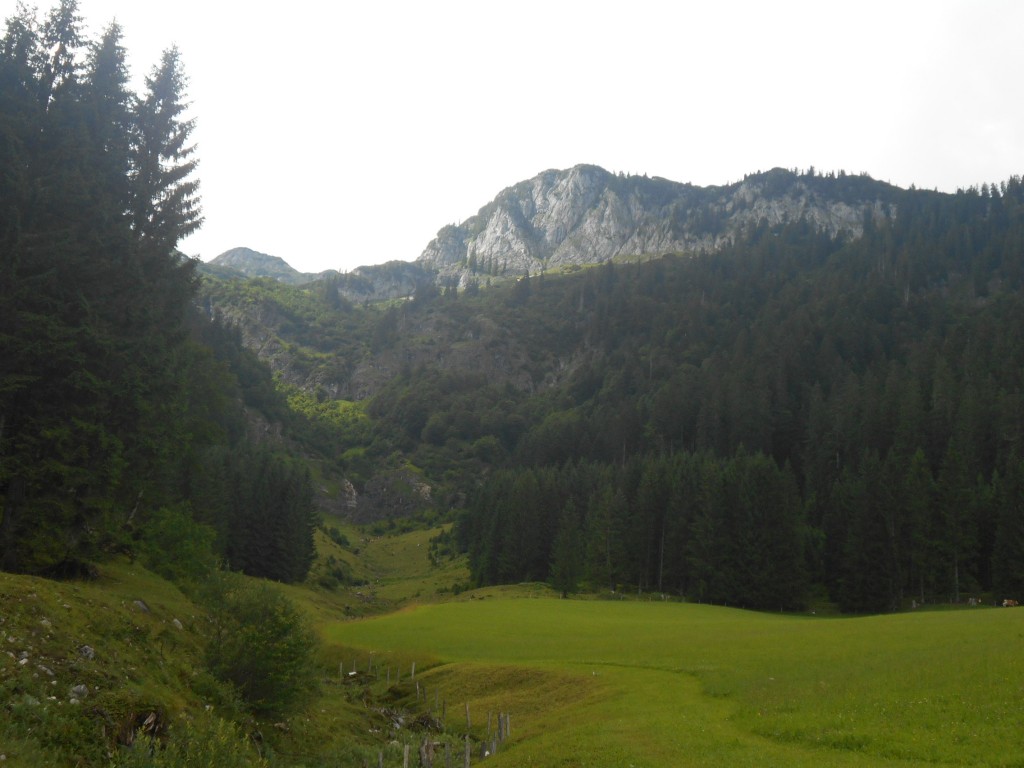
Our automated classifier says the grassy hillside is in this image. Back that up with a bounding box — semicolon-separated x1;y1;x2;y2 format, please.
0;523;471;767
4;519;1020;767
327;598;1024;766
0;560;214;765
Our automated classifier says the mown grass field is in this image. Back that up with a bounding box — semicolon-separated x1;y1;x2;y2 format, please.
326;597;1024;767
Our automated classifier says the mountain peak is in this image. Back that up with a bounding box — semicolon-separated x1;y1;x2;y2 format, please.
417;165;900;278
208;247;310;284
206;247;349;286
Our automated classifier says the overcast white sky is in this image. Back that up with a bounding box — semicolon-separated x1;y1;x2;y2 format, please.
32;0;1024;273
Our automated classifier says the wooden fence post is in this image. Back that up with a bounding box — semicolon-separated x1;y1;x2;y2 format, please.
465;702;471;730
464;735;470;768
403;743;410;768
411;661;416;680
418;737;430;768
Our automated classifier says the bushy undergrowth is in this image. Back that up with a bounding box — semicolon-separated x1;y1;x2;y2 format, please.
138;505;219;590
202;574;318;716
113;713;269;768
0;552;322;766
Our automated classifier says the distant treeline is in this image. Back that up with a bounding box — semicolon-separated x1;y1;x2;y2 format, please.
451;177;1024;611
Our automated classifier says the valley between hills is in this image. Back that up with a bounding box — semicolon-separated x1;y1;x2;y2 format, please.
4;7;1024;762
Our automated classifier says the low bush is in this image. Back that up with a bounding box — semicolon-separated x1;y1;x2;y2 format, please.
113;712;268;768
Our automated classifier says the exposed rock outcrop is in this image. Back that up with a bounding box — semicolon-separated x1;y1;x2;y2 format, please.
418;165;898;279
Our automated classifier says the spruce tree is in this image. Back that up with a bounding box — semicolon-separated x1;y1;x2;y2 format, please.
0;5;202;573
130;45;202;252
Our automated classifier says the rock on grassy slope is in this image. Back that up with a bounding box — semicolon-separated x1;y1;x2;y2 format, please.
0;560;211;764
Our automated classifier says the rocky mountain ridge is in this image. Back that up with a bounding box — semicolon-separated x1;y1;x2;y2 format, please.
202;248;434;303
206;166;906;298
205;246;335;284
418;165;902;281
197;165;918;402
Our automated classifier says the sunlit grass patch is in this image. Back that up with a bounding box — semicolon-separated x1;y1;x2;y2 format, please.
326;598;1024;766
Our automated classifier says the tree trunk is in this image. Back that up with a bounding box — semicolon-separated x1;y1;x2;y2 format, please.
0;475;24;572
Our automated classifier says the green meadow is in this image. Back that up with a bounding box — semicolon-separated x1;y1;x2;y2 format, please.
4;525;1022;767
327;597;1024;767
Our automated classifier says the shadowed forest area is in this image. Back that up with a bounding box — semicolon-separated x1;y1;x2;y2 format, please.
450;188;1024;613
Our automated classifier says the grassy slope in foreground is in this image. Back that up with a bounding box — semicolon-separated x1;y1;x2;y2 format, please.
0;561;210;765
327;598;1024;767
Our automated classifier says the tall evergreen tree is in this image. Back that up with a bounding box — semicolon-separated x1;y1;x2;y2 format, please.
130;45;201;252
991;458;1024;600
0;5;202;573
550;499;583;596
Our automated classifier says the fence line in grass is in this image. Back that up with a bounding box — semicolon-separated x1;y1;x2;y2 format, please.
345;657;511;766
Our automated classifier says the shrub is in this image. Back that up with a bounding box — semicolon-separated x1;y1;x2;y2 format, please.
113;713;267;768
138;505;218;588
203;576;317;715
325;526;350;548
317;574;339;590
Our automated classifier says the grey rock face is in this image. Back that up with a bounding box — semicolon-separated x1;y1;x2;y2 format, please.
419;165;896;278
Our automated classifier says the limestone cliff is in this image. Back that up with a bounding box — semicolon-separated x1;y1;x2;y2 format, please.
418;165;899;278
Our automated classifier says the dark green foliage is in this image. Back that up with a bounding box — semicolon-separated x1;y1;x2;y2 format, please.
463;451;809;610
991;457;1024;600
325;525;350;548
130;45;202;252
550;498;583;595
189;445;317;582
0;3;201;573
203;575;318;715
138;504;218;587
446;174;1024;612
0;3;315;587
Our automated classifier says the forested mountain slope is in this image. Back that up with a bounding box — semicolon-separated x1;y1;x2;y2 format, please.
204;171;1024;613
